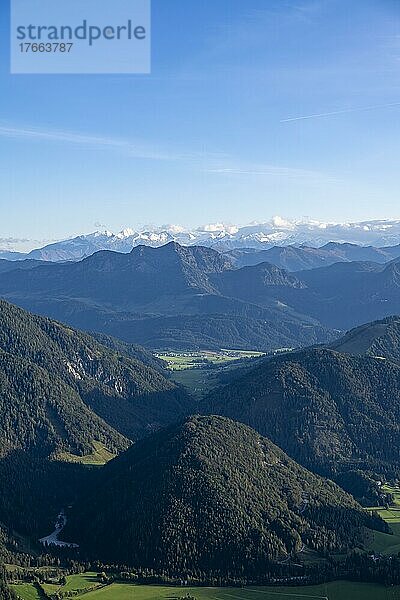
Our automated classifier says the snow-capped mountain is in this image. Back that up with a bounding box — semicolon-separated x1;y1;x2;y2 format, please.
4;217;400;262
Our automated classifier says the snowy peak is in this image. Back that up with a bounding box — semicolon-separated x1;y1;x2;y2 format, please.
5;217;400;262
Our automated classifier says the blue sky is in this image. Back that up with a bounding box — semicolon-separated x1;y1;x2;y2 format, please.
0;0;400;248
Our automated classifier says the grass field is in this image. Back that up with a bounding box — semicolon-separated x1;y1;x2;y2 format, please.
156;350;264;371
366;485;400;555
11;572;101;599
157;350;264;398
41;571;101;595
10;579;400;600
56;441;117;465
10;583;42;599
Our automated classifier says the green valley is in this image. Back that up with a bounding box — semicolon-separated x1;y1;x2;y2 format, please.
9;578;400;600
157;350;264;397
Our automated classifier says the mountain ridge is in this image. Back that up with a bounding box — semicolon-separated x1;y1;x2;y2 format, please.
203;346;400;481
6;218;400;261
0;299;190;449
0;244;334;351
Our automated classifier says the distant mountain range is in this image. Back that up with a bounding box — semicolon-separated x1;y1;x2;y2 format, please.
228;242;400;271
5;217;400;262
0;242;334;351
2;241;400;349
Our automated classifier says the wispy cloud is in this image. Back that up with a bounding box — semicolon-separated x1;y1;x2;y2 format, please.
281;101;400;123
206;161;338;183
0;237;31;244
0;123;188;162
0;122;335;185
0;237;56;252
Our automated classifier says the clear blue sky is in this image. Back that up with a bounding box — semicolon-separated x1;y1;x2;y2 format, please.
0;0;399;247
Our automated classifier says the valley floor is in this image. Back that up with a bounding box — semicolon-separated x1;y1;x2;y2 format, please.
10;580;400;600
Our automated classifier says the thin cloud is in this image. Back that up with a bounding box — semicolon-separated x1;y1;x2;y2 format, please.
206;162;338;183
0;124;188;162
0;123;337;185
281;101;400;122
0;237;31;244
0;237;56;251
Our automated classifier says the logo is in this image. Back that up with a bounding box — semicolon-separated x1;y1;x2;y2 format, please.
11;0;151;74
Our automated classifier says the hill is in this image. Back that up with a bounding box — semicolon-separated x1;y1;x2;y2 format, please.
203;348;400;482
0;259;47;273
0;300;190;539
4;243;400;347
329;316;400;363
0;243;333;351
64;415;383;574
0;300;189;448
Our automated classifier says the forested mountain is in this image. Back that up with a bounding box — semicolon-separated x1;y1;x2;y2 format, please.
0;300;191;541
89;332;167;372
0;300;190;447
0;243;333;351
203;348;400;481
3;242;400;350
215;262;306;303
0;349;127;458
64;415;383;574
330;316;400;363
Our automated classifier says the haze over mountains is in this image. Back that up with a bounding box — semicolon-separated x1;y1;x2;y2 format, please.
2;240;400;349
5;217;400;262
228;242;400;271
3;221;400;584
0;242;333;351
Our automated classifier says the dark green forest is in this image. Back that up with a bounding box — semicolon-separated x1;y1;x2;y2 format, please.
64;416;385;575
2;298;400;588
203;347;400;497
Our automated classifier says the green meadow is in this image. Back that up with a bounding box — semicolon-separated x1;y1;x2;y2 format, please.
366;485;400;554
156;350;264;371
10;580;400;600
157;349;264;398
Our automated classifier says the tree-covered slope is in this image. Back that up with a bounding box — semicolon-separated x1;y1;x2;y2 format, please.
0;300;190;451
89;331;167;372
65;415;384;574
0;349;127;457
330;316;400;364
203;348;400;479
